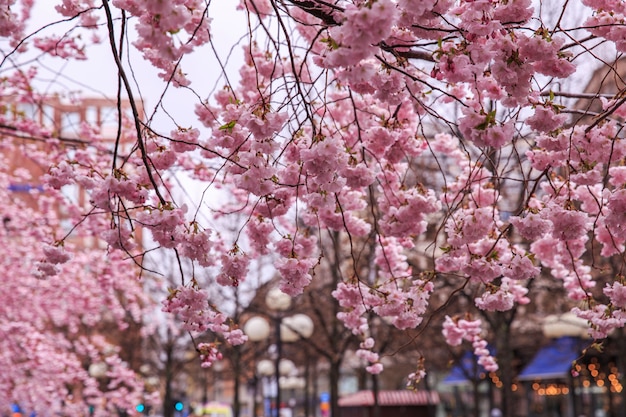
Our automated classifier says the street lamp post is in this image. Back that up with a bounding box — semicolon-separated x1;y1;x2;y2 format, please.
257;359;275;417
244;288;314;417
280;375;306;417
255;359;297;417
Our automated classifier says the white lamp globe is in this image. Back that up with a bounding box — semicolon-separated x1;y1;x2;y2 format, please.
280;314;314;342
283;376;305;389
257;359;275;376
265;288;292;311
88;362;108;379
244;316;271;342
279;359;296;376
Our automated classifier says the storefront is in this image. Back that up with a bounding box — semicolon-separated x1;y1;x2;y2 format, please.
338;390;439;417
517;336;624;417
517;336;582;417
438;350;495;417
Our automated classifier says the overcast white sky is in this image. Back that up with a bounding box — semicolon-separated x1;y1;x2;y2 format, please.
23;1;246;132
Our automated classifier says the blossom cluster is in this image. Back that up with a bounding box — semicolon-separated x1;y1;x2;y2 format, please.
162;285;247;345
443;316;498;372
112;0;211;86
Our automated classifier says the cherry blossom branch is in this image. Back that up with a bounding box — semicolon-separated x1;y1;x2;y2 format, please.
101;0;165;205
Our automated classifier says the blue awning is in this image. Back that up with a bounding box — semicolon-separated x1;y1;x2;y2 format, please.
442;348;495;385
517;336;583;381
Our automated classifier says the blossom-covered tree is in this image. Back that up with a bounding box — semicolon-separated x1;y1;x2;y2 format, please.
5;0;626;414
0;137;152;414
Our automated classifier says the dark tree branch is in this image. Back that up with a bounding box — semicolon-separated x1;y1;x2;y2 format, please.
284;0;343;26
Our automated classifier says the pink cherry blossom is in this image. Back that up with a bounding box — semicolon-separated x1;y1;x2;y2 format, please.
197;342;223;368
276;257;316;296
216;249;249;287
526;106;568;133
605;282;626;308
43;244;72;264
162;285;211;333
